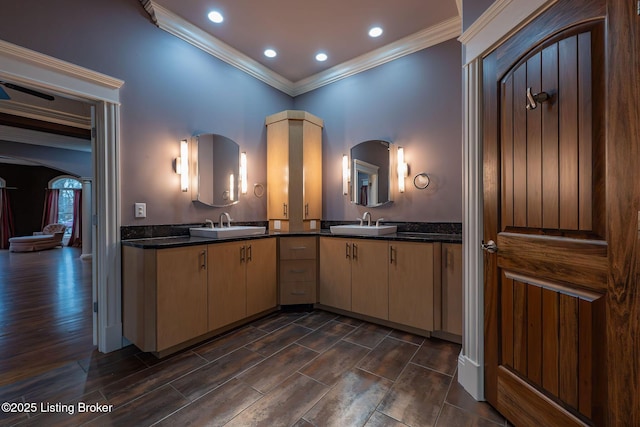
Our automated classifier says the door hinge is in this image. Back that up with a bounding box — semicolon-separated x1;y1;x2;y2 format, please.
93;302;98;313
637;0;640;15
91;127;97;138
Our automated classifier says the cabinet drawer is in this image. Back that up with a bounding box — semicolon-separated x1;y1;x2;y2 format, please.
280;259;316;282
280;281;316;305
279;237;317;260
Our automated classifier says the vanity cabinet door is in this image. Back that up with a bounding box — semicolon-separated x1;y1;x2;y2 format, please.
302;119;322;221
388;242;435;331
351;240;389;319
441;243;462;336
319;237;352;311
246;238;277;317
208;241;247;330
266;118;289;220
156;246;208;351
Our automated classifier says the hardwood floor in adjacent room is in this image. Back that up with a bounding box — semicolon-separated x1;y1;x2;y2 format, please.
1;298;506;426
0;247;94;387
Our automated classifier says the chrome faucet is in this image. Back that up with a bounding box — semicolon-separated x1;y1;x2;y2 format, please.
375;218;384;226
218;212;232;228
204;219;214;228
362;211;372;226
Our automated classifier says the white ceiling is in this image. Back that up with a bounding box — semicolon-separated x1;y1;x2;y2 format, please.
142;0;462;95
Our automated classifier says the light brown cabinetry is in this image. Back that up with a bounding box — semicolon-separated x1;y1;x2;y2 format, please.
351;240;389;319
122;245;208;353
440;243;462;336
319;237;352;311
318;237;389;319
388;242;436;331
122;237;276;356
279;236;317;304
266;110;323;232
319;237;443;334
208;238;276;330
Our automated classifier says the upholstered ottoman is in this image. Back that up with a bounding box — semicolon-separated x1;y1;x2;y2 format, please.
8;234;64;252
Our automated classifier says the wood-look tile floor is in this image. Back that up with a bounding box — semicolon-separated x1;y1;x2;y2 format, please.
1;308;507;427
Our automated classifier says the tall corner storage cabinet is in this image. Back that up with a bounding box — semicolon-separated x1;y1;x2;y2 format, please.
266;110;323;232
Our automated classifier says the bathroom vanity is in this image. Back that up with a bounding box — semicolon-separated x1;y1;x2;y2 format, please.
121;230;461;357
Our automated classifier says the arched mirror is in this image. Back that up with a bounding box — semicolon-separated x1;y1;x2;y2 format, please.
350;139;393;207
191;133;239;207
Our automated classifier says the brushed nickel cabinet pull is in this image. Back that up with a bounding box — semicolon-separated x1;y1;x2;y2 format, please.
247;244;252;262
352;243;358;260
346;242;350;259
240;245;246;262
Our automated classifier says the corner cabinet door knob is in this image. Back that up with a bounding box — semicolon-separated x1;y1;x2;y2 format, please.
481;240;498;254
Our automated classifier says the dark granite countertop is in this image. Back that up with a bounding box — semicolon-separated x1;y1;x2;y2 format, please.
121;229;461;249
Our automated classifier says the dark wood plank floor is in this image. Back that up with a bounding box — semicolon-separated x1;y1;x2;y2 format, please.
0;248;506;427
0;247;95;387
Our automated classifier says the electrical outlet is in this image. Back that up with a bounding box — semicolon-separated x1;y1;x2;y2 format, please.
135;203;146;218
274;220;281;230
310;220;317;229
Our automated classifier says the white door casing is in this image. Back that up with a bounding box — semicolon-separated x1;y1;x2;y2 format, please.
0;38;124;353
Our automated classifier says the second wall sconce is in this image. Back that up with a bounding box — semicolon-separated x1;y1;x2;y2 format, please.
176;139;189;192
342;154;350;195
240;151;248;195
397;147;408;193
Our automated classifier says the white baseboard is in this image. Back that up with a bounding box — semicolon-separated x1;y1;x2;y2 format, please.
458;353;485;401
80;253;92;262
102;322;123;353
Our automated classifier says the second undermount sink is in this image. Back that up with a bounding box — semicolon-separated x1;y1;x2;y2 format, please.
189;226;266;239
330;224;397;236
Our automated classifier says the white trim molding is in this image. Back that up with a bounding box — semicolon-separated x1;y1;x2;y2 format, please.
0;38;124;353
458;0;556;401
459;0;557;64
0;100;91;129
140;0;461;97
0;125;91;152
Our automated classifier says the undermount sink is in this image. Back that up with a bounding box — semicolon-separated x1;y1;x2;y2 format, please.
189;226;266;239
329;224;397;236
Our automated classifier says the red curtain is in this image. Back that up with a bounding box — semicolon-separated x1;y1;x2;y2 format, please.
0;188;15;249
41;188;59;228
68;189;82;247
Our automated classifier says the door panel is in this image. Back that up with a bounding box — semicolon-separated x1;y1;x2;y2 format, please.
484;19;607;426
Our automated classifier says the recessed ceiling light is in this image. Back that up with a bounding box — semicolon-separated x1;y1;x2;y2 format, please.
315;52;328;62
264;49;277;58
369;26;383;38
207;11;224;23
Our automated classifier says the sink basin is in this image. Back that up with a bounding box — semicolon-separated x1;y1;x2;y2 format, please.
189;226;266;239
329;225;397;236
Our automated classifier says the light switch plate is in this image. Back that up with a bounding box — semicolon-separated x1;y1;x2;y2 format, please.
274;220;281;230
310;220;317;229
135;203;146;218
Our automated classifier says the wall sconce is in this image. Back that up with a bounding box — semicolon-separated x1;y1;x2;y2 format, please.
342;154;350;195
397;147;408;193
176;139;189;192
240;152;248;195
229;174;235;201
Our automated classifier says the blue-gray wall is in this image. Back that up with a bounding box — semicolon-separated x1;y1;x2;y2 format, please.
463;0;495;31
294;39;463;222
1;0;463;225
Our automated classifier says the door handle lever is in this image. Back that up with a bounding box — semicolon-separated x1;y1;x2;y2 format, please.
526;87;549;110
481;240;498;254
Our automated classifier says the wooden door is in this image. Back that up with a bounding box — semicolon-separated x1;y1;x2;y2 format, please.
246;238;277;317
156;246;208;351
483;18;607;426
389;241;435;331
441;243;461;335
319;237;352;310
351;239;389;319
208;241;247;330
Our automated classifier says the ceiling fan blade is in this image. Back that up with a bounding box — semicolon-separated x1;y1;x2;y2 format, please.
2;83;55;101
0;86;9;100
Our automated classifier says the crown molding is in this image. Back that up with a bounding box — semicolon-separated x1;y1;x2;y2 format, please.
0;100;91;129
141;0;295;95
459;0;557;64
141;0;461;97
292;16;461;96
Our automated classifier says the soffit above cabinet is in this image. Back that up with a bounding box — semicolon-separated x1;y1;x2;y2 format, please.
140;0;461;96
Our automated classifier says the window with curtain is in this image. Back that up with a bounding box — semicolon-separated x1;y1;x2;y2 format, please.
49;176;82;244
